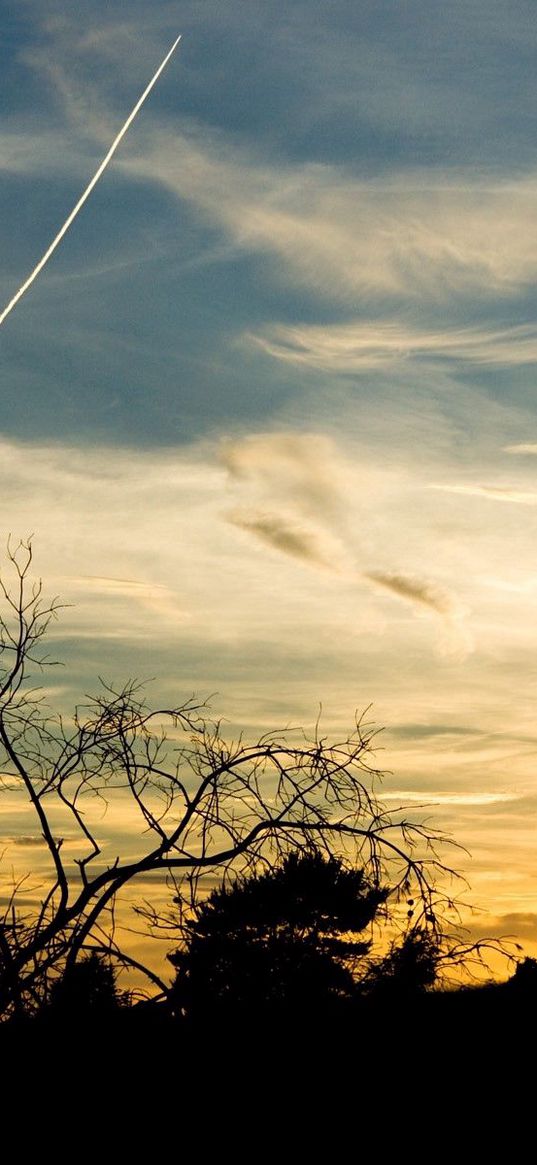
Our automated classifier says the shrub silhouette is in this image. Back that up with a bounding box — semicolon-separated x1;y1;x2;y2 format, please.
49;953;120;1016
509;956;537;993
364;927;441;998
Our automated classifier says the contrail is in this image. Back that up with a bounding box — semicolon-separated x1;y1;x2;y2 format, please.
0;34;181;328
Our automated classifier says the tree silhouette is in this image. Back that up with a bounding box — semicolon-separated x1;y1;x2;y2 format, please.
169;851;389;1016
0;539;461;1019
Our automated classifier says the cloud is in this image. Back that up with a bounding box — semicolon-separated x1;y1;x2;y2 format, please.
72;575;188;623
119;125;537;301
227;508;344;571
0;834;81;848
503;444;537;455
3;835;47;847
220;432;346;520
363;570;472;657
79;575;169;590
14;19;537;335
222;434;471;651
430;483;537;505
221;432;356;571
250;321;537;373
363;571;458;617
381;790;518;806
468;913;537;943
0;131;83;178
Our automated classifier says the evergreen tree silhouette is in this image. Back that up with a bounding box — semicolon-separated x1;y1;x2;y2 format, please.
170;850;388;1017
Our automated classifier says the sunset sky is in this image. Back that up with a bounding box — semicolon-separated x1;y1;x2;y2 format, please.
3;1;537;961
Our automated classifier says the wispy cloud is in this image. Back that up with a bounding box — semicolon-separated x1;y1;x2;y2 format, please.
381;790;518;806
220;432;347;520
250;321;537;372
0;131;84;178
119;126;537;301
71;575;188;623
221;435;470;652
3;835;47;847
431;483;537;505
503;444;537;455
226;508;345;571
362;571;472;658
20;18;537;308
222;432;353;570
1;834;83;848
363;571;459;616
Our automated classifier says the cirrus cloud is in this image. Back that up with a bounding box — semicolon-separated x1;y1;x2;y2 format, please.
249;320;537;373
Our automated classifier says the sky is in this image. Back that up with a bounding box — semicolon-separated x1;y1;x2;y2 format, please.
3;0;537;967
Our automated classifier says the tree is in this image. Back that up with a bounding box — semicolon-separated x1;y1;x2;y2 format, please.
0;539;460;1020
169;850;389;1017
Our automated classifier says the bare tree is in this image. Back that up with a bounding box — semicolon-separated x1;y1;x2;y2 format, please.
0;539;462;1019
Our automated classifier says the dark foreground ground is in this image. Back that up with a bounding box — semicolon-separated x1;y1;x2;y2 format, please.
1;984;534;1143
2;978;535;1063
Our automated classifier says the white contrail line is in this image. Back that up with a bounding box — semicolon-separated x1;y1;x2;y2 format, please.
0;34;182;328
